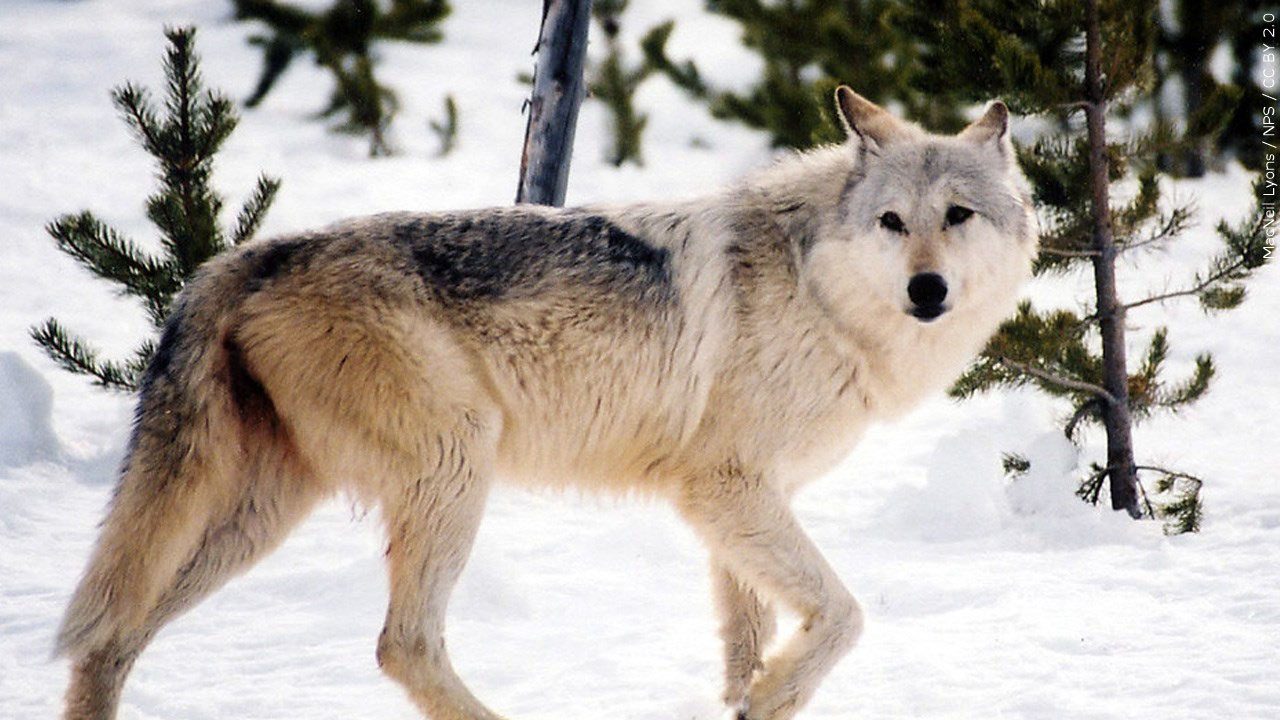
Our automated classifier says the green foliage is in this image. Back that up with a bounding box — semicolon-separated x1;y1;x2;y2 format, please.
428;94;458;157
590;0;652;166
635;0;1254;168
31;27;280;392
1156;0;1259;175
893;0;1085;115
233;0;451;156
1191;184;1275;310
1150;468;1204;534
910;0;1269;530
1220;5;1272;170
1076;463;1108;505
644;0;955;149
1082;464;1208;534
1001;452;1031;479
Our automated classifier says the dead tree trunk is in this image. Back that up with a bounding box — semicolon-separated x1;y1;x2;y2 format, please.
516;0;593;206
1084;0;1142;518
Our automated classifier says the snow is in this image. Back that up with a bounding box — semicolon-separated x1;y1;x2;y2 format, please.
0;353;62;468
2;1;1278;718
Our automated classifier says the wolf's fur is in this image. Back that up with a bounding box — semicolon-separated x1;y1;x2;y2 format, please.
57;89;1037;720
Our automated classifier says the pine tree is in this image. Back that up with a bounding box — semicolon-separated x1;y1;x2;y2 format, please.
31;27;280;392
1218;2;1269;171
234;0;451;156
428;94;458;156
642;0;962;149
1155;0;1255;176
589;0;652;166
899;0;1270;531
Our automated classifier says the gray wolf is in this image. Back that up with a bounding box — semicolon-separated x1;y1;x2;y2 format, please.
56;87;1037;720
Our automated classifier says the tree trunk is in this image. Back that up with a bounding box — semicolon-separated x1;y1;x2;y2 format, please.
516;0;593;206
1178;0;1210;177
1084;0;1142;519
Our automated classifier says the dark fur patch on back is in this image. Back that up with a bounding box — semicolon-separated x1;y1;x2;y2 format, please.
245;239;311;291
393;211;672;303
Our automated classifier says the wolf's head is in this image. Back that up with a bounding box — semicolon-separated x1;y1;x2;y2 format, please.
803;87;1037;341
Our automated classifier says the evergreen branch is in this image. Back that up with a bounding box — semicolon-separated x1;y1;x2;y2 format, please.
1064;397;1103;441
1039;246;1099;258
127;338;158;382
640;20;709;98
1076;465;1108;504
1117;206;1193;254
428;94;459;158
111;84;164;158
995;355;1118;404
231;174;282;245
1136;466;1204;487
1136;465;1205;534
30;319;139;391
48;212;169;298
1132;469;1157;520
1154;354;1214;409
1119;258;1249;314
1055;100;1093;113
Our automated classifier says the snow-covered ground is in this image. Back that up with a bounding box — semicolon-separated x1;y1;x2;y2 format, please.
2;1;1277;718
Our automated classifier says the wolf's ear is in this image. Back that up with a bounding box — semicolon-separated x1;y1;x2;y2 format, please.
834;86;905;149
959;101;1010;147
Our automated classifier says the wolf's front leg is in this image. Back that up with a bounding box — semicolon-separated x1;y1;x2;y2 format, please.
680;470;862;720
712;562;776;710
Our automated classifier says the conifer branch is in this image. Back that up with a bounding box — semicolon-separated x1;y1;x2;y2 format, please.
1133;470;1157;520
1119;259;1249;314
994;355;1118;405
1117;206;1194;254
1065;397;1104;441
1039;246;1100;258
231;174;282;245
428;95;459;158
1136;465;1205;534
30;319;139;391
47;213;170;297
112;84;165;157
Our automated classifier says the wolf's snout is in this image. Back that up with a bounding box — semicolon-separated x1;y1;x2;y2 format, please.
907;272;948;321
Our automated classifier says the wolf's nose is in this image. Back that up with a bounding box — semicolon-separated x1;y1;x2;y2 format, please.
908;272;948;308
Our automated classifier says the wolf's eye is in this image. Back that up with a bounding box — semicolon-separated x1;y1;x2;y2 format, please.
945;205;974;227
879;212;907;234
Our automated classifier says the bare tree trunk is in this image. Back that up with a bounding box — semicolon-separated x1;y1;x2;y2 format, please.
1085;0;1142;518
516;0;593;206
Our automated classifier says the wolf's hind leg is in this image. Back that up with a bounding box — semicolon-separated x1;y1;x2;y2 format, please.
679;470;863;720
62;464;321;720
713;562;777;711
376;412;505;720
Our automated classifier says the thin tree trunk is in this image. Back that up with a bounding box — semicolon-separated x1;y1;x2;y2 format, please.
1084;0;1142;518
516;0;593;206
1178;0;1210;177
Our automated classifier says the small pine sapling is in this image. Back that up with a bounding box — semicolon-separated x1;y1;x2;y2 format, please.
589;0;652;166
428;94;458;156
234;0;451;156
31;27;280;392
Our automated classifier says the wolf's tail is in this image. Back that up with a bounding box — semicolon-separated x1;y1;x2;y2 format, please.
54;260;298;661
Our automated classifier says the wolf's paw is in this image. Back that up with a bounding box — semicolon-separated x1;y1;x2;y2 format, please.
722;680;750;713
739;671;803;720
